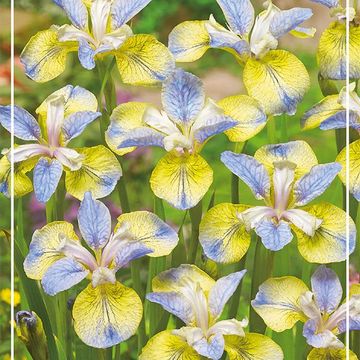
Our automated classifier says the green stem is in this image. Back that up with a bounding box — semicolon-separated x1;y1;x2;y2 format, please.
188;201;203;264
231;142;246;204
266;116;277;144
280;115;288;143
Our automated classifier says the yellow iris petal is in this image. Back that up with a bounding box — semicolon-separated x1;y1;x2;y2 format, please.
73;282;142;348
243;50;310;116
350;283;360;297
24;221;78;280
150;152;213;210
65;145;122;200
105;102;150;156
199;203;251;263
218;95;266;142
307;348;358;360
116;34;174;86
140;330;201;360
251;276;309;332
225;333;284;360
20;27;77;83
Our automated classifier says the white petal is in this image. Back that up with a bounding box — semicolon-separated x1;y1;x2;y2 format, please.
282;208;322;236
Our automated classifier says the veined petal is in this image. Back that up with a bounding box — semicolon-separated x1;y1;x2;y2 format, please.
294;163;342;206
311;266;342;313
168;21;210;62
20;27;77;82
77;38;96;70
0;105;41;141
191;332;225;360
221;152;270;200
41;257;89;296
224;333;284;360
320;111;360;132
113;241;153;269
33;158;63;203
111;0;151;29
139;330;201;360
73;282;142;348
115;211;178;257
65;145;122;200
55;0;88;29
208;270;247;319
12;144;50;163
114;127;165;149
243;50;310;115
307;348;358;360
215;0;254;35
295;203;356;263
116;34;175;85
251;276;309;332
254;141;318;180
199;203;251;263
150;153;213;210
24;221;79;279
309;0;338;7
78;191;111;250
162;69;205;125
218;95;267;142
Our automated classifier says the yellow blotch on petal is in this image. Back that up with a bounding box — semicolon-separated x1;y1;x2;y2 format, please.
307;347;358;360
224;333;284;360
73;282;142;348
140;330;201;360
150;152;213;210
243;50;310;116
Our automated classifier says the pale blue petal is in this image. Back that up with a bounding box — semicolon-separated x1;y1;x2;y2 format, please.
255;219;293;251
42;257;89;296
111;0;151;28
54;0;88;29
209;36;250;56
193;332;225;360
146;292;193;325
114;241;153;268
220;151;270;200
270;8;313;39
78;39;96;70
309;0;339;8
0;105;41;141
215;0;254;35
193;116;237;143
208;270;246;319
33;158;63;203
78;191;111;250
338;316;360;333
311;266;342;313
117;127;164;149
62;111;101;143
303;319;341;348
320;111;360;132
294;163;342;206
162;69;205;124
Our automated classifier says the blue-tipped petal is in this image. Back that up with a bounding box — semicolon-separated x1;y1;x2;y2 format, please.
62;111;102;143
215;0;254;35
311;266;342;313
55;0;88;29
303;319;343;348
294;163;342;206
162;69;205;124
309;0;339;8
270;8;313;39
221;151;270;200
0;105;41;141
114;241;153;268
42;257;89;296
33;158;63;203
255;219;293;251
111;0;152;28
78;38;96;70
192;332;225;360
338;315;360;333
320;111;360;132
208;270;246;319
78;191;111;250
117;127;165;149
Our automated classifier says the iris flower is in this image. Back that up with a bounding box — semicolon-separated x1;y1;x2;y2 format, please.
199;140;356;263
21;0;175;84
168;0;314;115
0;85;121;202
252;265;360;359
106;68;266;210
302;83;360;201
24;191;179;348
141;264;283;360
310;0;360;80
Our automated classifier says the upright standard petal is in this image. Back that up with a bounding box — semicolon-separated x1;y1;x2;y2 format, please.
251;276;309;332
65;145;122;200
78;192;111;250
73;282;142;348
199;203;251;263
150;153;213;210
55;0;88;29
33;158;63;203
0;105;41;141
221;152;270;200
162;69;205;124
243;50;310;115
115;211;178;257
294;163;342;206
309;0;338;7
116;34;175;85
295;203;356;263
24;221;79;279
111;0;152;28
20;27;76;82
